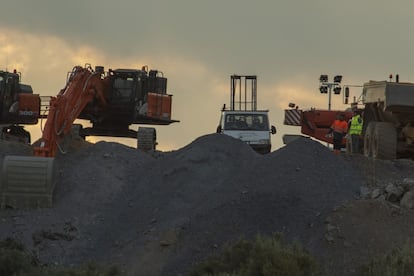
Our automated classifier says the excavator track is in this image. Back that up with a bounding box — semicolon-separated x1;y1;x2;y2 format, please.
1;156;55;209
137;127;157;152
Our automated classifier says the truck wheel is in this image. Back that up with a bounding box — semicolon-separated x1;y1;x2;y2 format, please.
372;122;397;160
364;122;376;157
137;127;157;152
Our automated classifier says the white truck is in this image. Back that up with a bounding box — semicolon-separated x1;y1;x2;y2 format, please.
216;75;276;154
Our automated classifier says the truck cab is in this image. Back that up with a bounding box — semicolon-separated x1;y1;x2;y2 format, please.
217;109;276;154
217;75;276;154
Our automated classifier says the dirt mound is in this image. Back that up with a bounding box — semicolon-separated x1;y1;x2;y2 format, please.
320;199;414;275
0;134;365;275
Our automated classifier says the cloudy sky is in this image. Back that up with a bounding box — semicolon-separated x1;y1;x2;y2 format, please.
1;0;413;151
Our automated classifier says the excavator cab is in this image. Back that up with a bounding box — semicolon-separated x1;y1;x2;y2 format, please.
78;67;177;150
0;70;40;143
0;71;20;121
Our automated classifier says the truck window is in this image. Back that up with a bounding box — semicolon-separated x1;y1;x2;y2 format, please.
224;114;269;130
251;115;269;130
224;115;238;129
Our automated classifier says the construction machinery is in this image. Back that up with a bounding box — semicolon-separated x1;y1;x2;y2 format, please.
216;75;276;154
0;69;42;143
284;74;414;160
359;77;414;159
1;64;178;209
283;106;353;147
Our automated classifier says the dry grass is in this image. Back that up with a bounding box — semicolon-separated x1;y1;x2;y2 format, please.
359;240;414;276
190;233;320;276
0;238;120;276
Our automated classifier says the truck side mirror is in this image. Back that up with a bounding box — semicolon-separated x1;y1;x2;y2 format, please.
216;125;222;133
271;125;276;134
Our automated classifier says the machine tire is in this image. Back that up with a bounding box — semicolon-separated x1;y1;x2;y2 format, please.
371;122;397;160
137;127;157;152
364;122;376;157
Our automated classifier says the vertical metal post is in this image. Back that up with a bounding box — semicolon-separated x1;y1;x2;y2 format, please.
328;84;332;111
230;76;234;110
244;77;247;110
229;75;258;111
239;78;242;110
253;77;257;111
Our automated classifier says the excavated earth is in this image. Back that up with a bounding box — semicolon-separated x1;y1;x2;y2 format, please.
1;134;414;276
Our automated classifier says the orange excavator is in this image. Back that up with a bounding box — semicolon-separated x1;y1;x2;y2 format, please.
1;64;178;209
34;65;109;157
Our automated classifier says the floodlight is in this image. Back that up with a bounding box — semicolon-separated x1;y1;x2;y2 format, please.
319;75;328;82
319;85;328;94
334;75;342;83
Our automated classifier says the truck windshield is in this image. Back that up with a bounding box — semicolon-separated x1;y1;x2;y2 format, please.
224;114;269;130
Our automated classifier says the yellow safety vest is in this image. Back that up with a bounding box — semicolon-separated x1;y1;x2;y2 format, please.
349;115;363;135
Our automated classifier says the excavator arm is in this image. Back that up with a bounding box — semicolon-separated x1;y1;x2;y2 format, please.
1;65;109;209
34;65;108;157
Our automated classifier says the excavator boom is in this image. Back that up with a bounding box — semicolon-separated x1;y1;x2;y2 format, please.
34;66;108;157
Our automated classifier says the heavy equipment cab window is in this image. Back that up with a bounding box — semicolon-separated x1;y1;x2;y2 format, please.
224;114;268;130
113;77;135;97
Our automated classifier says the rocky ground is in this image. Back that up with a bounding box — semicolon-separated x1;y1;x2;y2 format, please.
1;134;414;276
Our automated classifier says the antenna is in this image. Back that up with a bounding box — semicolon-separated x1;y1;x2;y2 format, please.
5;46;9;71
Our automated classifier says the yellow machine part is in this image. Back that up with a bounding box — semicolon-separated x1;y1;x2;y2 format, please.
1;156;55;209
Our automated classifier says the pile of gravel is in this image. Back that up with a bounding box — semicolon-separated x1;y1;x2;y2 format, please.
0;134;364;275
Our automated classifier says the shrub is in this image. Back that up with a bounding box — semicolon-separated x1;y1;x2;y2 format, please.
190;233;320;276
0;237;120;276
359;241;414;276
43;262;121;276
0;238;40;276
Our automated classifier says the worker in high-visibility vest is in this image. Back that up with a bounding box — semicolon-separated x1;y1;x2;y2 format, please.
348;110;363;154
327;113;348;155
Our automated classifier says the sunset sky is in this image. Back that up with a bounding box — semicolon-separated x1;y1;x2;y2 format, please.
1;0;413;151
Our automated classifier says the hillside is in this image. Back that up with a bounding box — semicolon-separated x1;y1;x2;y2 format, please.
1;135;414;275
